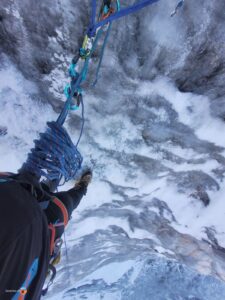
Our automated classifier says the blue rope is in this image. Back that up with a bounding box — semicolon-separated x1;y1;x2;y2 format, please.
57;75;83;125
92;22;112;86
90;0;97;31
76;95;85;147
87;0;160;37
20;122;83;183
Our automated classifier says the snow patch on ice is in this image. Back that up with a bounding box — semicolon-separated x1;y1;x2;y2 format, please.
0;59;55;172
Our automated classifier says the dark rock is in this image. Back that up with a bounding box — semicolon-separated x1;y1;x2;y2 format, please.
190;186;211;206
0;126;7;136
169;171;220;193
34;57;53;75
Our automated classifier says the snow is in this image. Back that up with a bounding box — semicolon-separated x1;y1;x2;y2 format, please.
138;77;225;148
67;216;154;241
81;260;134;285
147;178;225;248
0;59;55;172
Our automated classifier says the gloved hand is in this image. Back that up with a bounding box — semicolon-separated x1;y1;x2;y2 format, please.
74;169;92;189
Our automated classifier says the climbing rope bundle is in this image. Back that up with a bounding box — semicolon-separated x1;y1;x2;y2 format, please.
21;0;184;187
21;122;83;184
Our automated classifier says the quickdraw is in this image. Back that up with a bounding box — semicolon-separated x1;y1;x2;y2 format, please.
62;0;121;119
60;0;185;124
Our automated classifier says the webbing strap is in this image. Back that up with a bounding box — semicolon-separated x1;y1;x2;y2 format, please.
52;197;69;226
88;0;160;37
48;224;56;256
48;197;68;255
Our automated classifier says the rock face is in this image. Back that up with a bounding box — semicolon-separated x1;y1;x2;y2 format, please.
1;0;225;299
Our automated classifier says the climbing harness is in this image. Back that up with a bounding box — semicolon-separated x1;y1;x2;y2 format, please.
48;197;69;256
0;172;68;296
42;196;69;296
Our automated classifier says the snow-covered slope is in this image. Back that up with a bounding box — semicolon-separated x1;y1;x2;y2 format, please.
1;0;225;299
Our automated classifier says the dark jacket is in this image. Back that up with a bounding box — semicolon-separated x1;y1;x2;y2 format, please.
0;173;86;299
0;180;50;300
45;184;87;240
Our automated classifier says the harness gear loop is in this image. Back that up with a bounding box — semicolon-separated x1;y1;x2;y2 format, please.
52;197;69;227
48;224;56;256
44;197;69;295
48;196;69;256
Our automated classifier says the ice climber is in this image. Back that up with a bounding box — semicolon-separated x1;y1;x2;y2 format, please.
0;169;92;300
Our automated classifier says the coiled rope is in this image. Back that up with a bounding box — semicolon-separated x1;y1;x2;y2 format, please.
20;121;83;184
